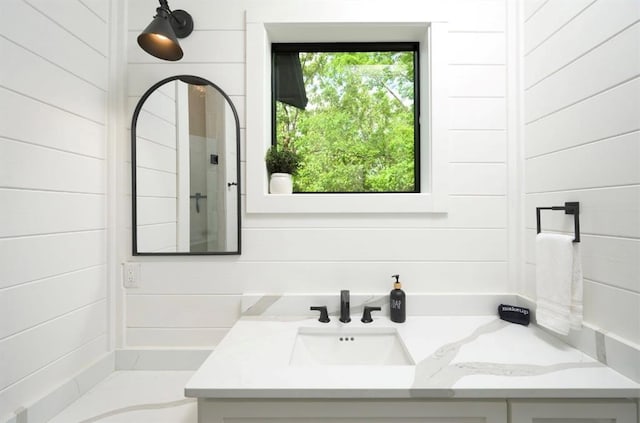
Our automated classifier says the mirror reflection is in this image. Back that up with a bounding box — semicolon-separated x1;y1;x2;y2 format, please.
132;76;241;255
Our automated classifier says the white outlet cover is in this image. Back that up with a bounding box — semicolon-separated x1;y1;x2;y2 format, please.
123;263;140;288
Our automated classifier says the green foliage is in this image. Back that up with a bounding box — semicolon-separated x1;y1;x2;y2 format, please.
275;49;417;193
265;146;301;175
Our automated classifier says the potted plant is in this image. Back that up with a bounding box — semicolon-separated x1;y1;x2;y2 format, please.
265;146;300;194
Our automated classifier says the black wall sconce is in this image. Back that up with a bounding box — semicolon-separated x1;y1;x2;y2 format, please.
137;0;193;61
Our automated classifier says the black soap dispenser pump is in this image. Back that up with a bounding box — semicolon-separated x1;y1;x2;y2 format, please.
390;274;406;323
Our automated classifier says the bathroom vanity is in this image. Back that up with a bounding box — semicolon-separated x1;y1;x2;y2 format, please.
185;316;639;422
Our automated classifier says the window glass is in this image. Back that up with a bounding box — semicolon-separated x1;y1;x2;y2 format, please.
273;43;420;193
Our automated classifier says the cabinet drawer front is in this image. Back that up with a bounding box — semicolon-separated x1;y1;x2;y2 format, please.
201;400;508;423
509;401;637;423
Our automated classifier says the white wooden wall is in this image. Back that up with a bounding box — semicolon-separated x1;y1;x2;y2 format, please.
522;0;640;345
0;0;110;419
125;0;511;347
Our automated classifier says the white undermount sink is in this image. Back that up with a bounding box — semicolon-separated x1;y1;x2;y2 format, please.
289;327;415;366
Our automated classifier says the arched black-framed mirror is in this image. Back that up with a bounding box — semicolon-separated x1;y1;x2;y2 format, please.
132;75;241;255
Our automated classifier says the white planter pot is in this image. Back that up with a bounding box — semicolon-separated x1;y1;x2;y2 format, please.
269;173;293;194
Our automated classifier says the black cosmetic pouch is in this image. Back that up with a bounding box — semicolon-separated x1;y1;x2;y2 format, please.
498;304;530;326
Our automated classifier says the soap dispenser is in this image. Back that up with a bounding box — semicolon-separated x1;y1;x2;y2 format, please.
390;274;406;323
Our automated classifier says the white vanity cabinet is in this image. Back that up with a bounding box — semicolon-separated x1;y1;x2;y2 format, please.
199;399;639;423
198;400;508;423
509;400;638;423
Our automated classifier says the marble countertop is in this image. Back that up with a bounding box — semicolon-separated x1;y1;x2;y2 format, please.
185;315;640;399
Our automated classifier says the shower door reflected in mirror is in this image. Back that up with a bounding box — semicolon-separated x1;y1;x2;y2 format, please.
132;75;241;255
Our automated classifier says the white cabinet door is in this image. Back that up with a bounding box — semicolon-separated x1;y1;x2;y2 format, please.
510;401;637;423
198;399;508;423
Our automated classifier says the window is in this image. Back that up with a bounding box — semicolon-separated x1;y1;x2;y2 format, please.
272;43;420;193
245;14;449;214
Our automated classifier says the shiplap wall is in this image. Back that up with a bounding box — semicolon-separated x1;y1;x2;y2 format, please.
0;0;110;419
124;0;511;348
522;0;640;345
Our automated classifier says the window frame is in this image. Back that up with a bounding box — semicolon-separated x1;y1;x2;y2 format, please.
271;42;421;194
245;7;450;214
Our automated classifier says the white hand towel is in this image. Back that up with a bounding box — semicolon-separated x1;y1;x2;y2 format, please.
535;233;583;335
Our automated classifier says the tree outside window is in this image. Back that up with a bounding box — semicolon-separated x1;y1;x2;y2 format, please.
273;43;420;193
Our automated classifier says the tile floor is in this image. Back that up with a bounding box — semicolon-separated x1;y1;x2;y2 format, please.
48;371;196;423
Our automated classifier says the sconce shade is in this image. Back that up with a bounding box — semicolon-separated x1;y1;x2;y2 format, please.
137;5;193;61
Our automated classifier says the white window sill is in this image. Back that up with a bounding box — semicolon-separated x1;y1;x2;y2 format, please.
247;192;448;214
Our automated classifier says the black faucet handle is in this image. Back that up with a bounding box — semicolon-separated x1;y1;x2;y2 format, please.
361;306;382;323
310;306;330;323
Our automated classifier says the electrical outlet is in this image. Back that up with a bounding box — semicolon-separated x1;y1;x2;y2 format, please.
123;263;140;288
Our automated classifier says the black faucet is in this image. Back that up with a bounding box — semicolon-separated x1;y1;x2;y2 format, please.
339;290;351;323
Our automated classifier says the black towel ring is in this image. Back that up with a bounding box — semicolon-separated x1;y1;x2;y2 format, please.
536;202;580;243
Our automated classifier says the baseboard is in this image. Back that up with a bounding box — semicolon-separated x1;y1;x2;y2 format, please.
3;352;115;423
516;294;640;383
115;348;212;370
